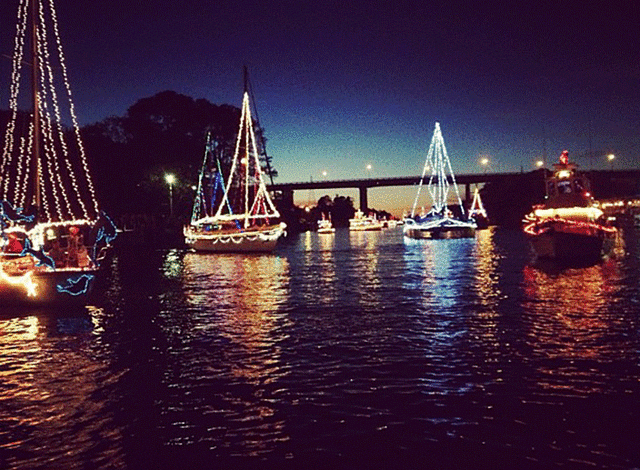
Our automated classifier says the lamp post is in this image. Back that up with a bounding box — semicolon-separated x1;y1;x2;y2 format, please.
607;154;615;170
165;173;176;217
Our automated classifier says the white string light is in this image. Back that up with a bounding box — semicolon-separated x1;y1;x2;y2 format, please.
1;0;101;225
411;122;465;217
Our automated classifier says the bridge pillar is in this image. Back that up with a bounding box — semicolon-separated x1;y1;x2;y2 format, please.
359;186;368;211
465;183;471;209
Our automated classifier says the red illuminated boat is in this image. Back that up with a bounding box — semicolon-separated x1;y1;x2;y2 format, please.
522;151;617;262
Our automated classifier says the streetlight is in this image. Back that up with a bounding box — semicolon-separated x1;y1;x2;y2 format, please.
607;154;615;170
322;170;327;177
165;173;176;217
536;160;544;168
365;164;372;178
480;157;489;174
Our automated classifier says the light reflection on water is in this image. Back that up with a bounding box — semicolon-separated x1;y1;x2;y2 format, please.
1;226;639;469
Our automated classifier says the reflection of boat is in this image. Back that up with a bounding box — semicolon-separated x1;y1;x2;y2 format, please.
184;71;285;252
349;210;383;231
0;0;116;304
317;213;335;234
403;122;476;239
522;151;617;262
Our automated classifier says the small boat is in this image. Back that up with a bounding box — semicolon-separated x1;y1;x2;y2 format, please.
349;210;383;231
403;122;476;239
522;150;617;262
0;0;116;305
184;71;285;253
317;213;335;234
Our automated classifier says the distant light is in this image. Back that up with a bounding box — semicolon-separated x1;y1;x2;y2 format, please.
607;154;615;162
322;170;327;177
165;173;176;185
557;170;571;179
481;158;489;165
366;164;372;171
536;160;544;167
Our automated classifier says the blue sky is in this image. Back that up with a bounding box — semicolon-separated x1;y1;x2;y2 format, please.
1;0;638;212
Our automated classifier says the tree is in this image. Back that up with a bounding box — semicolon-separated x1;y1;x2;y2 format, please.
79;91;277;218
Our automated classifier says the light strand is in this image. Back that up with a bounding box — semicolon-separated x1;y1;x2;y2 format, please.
48;0;98;218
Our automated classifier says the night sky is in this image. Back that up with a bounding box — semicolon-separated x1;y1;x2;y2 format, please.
1;0;638;210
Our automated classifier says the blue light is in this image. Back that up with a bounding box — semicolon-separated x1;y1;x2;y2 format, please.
56;274;95;296
20;238;56;269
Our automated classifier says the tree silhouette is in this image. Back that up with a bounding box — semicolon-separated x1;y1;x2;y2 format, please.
78;91;277;218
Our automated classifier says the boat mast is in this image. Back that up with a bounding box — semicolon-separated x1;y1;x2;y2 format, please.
30;0;41;217
243;66;250;228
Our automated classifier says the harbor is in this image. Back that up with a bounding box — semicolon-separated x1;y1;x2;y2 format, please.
1;0;639;468
2;227;640;469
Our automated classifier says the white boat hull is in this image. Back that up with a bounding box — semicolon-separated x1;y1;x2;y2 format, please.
403;217;476;240
184;224;285;253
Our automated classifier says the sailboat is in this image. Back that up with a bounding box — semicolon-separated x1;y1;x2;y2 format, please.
0;0;116;304
403;122;476;239
183;72;285;252
468;186;489;229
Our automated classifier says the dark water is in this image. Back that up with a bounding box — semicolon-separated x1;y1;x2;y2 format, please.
2;227;640;469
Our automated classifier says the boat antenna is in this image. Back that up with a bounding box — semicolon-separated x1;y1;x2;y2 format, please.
243;65;275;186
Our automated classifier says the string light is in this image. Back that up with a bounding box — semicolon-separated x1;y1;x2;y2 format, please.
1;0;117;300
411;122;465;217
214;91;280;224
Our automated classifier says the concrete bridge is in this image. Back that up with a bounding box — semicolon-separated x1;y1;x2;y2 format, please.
268;169;640;210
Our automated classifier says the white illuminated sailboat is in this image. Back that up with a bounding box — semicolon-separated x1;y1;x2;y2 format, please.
468;186;489;229
403;122;476;239
0;0;116;304
184;71;285;252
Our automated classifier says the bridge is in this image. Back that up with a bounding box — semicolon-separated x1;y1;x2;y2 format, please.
268;169;640;210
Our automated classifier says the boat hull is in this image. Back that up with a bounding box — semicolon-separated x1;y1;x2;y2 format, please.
350;225;383;231
184;225;285;253
527;229;615;262
0;268;98;305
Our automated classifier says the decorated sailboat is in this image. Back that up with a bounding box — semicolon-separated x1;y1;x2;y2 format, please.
183;72;285;252
0;0;116;304
522;150;617;262
468;186;489;229
403;122;476;239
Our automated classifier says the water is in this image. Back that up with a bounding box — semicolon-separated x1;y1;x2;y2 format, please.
2;227;640;469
